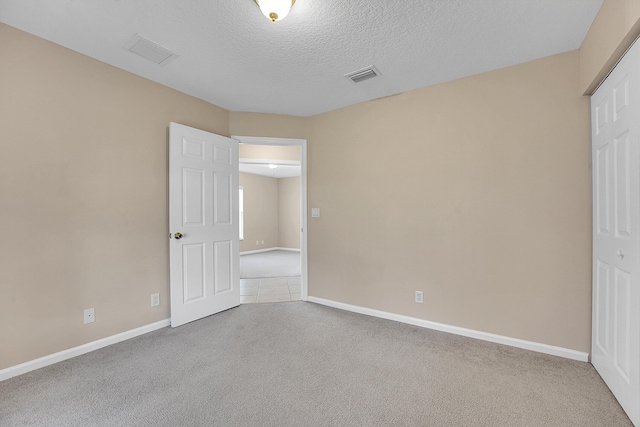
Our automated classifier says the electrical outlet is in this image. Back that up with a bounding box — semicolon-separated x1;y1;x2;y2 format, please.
151;293;160;307
256;240;259;245
261;240;264;244
415;291;423;304
84;308;95;324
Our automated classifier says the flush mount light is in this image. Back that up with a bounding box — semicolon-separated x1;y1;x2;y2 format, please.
255;0;296;22
269;164;278;169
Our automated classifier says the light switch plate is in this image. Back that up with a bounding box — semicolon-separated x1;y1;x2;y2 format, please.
311;208;320;218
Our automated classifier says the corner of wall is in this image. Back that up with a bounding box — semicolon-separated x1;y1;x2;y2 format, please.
579;0;640;94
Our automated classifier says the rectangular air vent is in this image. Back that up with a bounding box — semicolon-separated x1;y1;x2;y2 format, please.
124;34;179;66
345;65;380;83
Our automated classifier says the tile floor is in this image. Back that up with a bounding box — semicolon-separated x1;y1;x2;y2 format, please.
240;276;301;303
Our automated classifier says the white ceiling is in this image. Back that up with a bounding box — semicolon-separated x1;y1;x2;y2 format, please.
0;0;603;116
240;160;300;179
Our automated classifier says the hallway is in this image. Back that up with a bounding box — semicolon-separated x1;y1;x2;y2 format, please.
240;250;301;304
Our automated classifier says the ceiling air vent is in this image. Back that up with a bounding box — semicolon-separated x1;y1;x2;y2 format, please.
124;34;180;66
345;65;380;83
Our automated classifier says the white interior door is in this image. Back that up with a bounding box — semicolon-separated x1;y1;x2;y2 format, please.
169;122;240;327
591;40;640;425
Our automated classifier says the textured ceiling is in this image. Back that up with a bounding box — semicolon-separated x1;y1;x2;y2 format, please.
0;0;603;116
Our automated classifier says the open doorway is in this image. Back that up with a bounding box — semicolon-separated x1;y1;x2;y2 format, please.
232;136;308;304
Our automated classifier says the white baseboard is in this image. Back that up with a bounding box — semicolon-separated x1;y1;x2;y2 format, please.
240;247;301;255
240;248;276;255
0;318;170;382
307;297;589;362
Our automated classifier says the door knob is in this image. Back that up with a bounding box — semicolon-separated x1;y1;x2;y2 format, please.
174;232;183;240
617;250;624;259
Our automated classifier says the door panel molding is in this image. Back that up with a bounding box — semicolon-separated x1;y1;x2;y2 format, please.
170;123;240;327
591;38;640;426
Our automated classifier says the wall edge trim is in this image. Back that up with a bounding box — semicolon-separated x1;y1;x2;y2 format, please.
307;297;589;362
0;319;170;382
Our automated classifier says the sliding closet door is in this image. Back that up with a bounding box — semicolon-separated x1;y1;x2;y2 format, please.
591;39;640;426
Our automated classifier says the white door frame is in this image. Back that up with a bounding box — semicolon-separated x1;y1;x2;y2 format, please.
231;135;308;301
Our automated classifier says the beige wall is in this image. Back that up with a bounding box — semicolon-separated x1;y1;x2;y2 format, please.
0;24;229;370
239;173;300;252
278;177;301;250
230;112;310;140
8;4;635;369
580;0;640;94
239;173;279;252
308;51;592;352
239;144;301;162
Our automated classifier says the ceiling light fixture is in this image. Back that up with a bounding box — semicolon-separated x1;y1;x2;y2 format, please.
254;0;296;22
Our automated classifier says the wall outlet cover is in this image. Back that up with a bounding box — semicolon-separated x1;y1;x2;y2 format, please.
84;308;95;324
151;293;160;307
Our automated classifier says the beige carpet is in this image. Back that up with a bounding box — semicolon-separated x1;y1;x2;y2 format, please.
0;302;632;426
240;249;301;278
